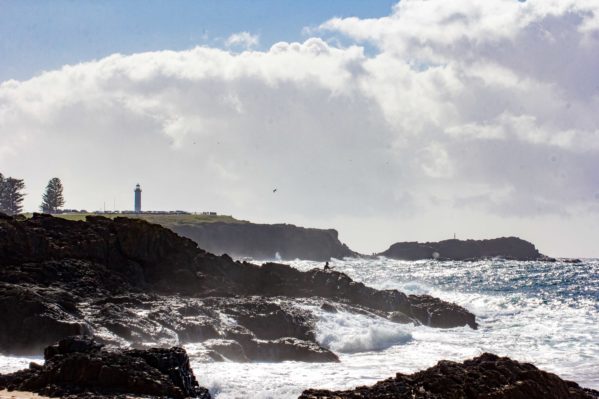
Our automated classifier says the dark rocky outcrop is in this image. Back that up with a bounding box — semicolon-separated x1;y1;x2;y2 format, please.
0;336;211;398
300;353;599;399
0;213;475;361
378;237;545;261
170;221;356;261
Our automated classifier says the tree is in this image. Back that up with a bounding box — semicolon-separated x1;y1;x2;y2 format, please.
41;177;65;214
0;173;5;214
0;173;26;215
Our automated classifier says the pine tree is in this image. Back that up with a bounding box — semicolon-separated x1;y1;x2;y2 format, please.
0;174;26;215
0;173;5;214
41;177;65;214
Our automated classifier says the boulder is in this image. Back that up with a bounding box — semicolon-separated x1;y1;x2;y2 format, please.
299;353;599;399
0;336;211;399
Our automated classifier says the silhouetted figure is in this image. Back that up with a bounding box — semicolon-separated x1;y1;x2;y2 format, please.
324;261;330;270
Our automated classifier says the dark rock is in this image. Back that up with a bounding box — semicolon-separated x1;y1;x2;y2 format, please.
44;335;103;360
378;237;546;261
244;338;339;363
215;298;316;341
245;263;477;329
320;302;338;313
126;346;207;398
0;336;211;399
388;311;415;324
0;283;89;355
562;258;582;263
202;339;249;362
299;353;599;399
83;295;336;363
407;294;476;329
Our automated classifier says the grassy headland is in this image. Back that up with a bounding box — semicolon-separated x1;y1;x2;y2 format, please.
23;212;245;225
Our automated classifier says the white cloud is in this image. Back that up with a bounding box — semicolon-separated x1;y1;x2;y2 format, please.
1;0;599;256
225;32;259;49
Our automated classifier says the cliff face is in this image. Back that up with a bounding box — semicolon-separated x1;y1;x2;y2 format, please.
378;237;543;261
169;222;356;261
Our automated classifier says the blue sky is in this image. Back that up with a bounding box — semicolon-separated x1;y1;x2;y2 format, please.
0;0;396;82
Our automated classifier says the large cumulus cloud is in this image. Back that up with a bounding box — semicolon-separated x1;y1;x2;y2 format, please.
1;0;598;255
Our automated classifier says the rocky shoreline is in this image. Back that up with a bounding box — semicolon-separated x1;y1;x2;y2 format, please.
1;213;595;398
0;213;474;357
3;339;597;399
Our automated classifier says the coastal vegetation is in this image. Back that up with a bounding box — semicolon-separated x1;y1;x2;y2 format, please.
0;173;25;216
39;177;65;214
50;212;241;224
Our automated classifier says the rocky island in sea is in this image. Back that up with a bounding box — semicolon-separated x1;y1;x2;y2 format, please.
377;237;559;261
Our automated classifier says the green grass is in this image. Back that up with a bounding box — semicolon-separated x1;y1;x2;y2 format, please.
22;212;245;225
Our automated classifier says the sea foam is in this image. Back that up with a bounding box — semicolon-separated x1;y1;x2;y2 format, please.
309;306;413;353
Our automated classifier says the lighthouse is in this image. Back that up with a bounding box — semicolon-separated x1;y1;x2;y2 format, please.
134;184;142;213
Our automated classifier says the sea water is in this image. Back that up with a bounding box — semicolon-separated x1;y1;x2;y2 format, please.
2;258;598;398
195;258;599;398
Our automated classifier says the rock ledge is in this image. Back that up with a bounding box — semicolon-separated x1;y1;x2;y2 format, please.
0;336;211;399
300;353;599;399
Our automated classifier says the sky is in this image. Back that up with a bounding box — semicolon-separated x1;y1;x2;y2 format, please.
1;0;598;257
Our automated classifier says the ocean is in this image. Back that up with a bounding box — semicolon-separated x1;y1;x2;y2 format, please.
2;257;598;398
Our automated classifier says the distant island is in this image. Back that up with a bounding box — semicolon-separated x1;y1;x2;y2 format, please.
376;237;559;262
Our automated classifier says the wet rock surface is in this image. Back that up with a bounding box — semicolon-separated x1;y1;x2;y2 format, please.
0;336;211;399
80;295;338;363
299;353;599;399
378;237;545;261
0;213;475;361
